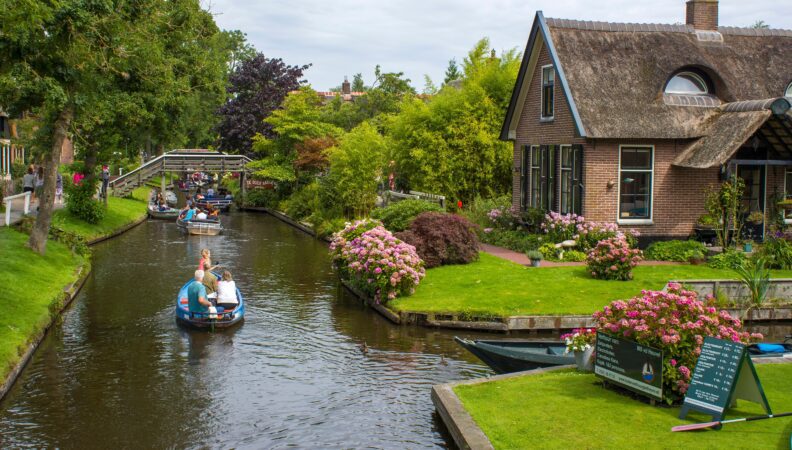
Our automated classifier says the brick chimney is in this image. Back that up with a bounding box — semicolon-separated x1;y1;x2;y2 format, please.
686;0;718;31
341;76;351;95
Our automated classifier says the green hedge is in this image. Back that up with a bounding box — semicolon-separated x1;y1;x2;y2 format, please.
370;199;443;232
644;240;706;261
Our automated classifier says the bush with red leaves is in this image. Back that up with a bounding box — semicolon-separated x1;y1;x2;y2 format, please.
395;212;479;268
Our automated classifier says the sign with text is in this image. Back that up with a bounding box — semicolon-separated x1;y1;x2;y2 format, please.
246;179;275;190
679;337;771;421
594;332;663;401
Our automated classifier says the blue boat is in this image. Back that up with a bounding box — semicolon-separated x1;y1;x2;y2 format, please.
175;274;245;329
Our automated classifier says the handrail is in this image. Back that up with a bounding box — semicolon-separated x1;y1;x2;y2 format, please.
3;191;31;226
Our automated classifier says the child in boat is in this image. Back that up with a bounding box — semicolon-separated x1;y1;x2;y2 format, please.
216;271;238;311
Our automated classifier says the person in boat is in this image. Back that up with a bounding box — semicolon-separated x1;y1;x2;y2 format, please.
182;204;197;221
188;270;216;319
206;187;215;197
158;198;169;212
196;209;208;220
201;261;219;297
198;248;220;272
216;271;238;311
208;205;219;218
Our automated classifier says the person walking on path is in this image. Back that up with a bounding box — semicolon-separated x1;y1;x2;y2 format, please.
22;167;35;196
55;172;63;204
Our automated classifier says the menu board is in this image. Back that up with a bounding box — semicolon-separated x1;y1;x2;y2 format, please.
679;337;771;421
594;332;663;401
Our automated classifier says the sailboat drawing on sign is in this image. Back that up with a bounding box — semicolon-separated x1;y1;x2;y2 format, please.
642;363;655;383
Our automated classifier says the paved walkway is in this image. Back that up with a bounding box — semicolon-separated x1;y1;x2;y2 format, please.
480;243;680;267
3;195;64;226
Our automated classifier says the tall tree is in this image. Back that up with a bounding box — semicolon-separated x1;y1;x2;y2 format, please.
443;58;462;85
351;73;366;92
216;54;310;155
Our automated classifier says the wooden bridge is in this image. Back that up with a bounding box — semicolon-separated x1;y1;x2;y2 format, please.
110;149;251;197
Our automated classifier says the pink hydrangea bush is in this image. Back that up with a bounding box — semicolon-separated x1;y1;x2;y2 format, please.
594;284;762;403
330;220;425;303
541;212;639;249
587;237;643;281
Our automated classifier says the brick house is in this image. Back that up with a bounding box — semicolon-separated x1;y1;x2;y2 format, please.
501;0;792;242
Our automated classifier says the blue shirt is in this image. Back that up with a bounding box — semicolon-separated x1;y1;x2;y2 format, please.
187;280;208;314
184;209;195;221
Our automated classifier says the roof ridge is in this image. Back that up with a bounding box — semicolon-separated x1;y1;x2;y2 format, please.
545;17;792;36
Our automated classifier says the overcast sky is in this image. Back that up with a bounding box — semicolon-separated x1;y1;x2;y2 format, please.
203;0;791;91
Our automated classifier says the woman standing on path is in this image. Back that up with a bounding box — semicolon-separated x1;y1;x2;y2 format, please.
22;167;35;198
34;166;44;203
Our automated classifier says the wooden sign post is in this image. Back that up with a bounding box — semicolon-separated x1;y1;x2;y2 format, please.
679;336;771;424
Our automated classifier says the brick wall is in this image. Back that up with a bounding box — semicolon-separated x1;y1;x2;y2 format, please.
512;43;585;209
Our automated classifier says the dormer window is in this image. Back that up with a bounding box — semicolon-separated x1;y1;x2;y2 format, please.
665;71;709;95
541;65;554;120
786;82;792;97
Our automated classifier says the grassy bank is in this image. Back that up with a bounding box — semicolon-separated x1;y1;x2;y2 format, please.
454;365;792;449
52;186;149;242
0;228;86;382
389;253;792;316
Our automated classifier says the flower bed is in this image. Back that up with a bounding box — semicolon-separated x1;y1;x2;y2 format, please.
593;283;762;403
330;219;425;303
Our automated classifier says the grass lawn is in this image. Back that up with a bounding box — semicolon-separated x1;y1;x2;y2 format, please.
0;228;86;381
52;186;149;242
389;253;792;317
454;365;792;449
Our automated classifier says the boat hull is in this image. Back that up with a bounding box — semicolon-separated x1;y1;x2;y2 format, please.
148;205;180;219
175;276;244;329
455;337;573;374
176;217;223;235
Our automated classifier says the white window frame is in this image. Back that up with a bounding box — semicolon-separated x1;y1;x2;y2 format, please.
540;64;555;121
786;81;792;98
665;71;709;95
529;145;540;208
617;145;654;225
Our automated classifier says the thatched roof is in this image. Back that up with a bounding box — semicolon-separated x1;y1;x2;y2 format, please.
672;110;771;168
501;12;792;140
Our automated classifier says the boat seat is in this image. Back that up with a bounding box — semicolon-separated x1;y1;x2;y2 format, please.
546;347;566;356
180;297;188;305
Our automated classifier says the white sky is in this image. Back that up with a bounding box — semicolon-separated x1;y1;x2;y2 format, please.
203;0;792;91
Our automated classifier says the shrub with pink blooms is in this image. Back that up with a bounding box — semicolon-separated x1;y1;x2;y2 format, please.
587;237;643;281
542;212;639;250
330;219;425;303
594;283;762;404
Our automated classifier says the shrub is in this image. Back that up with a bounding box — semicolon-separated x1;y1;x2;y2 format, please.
541;211;639;250
17;216;88;255
65;179;105;224
285;181;320;220
526;250;543;261
396;212;479;268
733;257;771;309
539;242;560;261
593;284;762;404
465;195;512;228
329;218;383;268
542;211;586;242
244;188;279;207
480;229;543;253
370;199;443;232
757;237;792;269
562;249;587;262
587;237;642;281
329;221;424;303
644;240;707;262
707;248;747;270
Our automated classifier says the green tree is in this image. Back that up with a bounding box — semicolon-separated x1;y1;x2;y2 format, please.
351;73;367;92
423;75;438;95
323;122;387;217
443;58;461;85
751;20;770;29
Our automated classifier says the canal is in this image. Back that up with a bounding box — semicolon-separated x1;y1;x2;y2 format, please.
0;212;493;448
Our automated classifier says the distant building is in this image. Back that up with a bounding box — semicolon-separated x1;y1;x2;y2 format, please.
315;77;366;103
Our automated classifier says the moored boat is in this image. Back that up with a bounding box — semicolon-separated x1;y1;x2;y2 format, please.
175;274;244;329
748;342;792;358
195;195;234;212
176;216;223;235
148;203;180;219
165;190;178;205
455;337;573;374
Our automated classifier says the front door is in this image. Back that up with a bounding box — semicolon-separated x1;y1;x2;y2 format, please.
736;165;765;241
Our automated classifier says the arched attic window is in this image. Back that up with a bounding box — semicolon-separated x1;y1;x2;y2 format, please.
786;81;792;97
665;71;710;95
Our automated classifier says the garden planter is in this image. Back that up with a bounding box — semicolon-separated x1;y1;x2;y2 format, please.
743;243;753;252
530;259;541;267
574;347;594;372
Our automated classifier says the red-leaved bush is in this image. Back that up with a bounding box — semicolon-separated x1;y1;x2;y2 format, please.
593;283;762;404
395;212;479;268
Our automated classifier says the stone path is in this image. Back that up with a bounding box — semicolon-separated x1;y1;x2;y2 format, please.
3;195;64;226
479;243;680;267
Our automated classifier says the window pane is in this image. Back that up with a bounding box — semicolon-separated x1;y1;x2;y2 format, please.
665;72;708;95
786;171;792;199
560;170;572;213
619;172;651;219
621;148;651;170
531;167;541;207
531;146;539;167
561;147;572;168
542;67;554;84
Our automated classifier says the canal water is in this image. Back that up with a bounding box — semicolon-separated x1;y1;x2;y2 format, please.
0;212;495;448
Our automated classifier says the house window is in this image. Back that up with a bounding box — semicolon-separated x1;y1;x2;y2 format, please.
541;65;554;119
559;145;583;215
619;146;653;221
785;169;792;221
530;145;541;208
665;71;709;95
786;82;792;97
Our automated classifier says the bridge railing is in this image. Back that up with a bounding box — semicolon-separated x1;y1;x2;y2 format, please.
382;190;446;208
3;191;31;226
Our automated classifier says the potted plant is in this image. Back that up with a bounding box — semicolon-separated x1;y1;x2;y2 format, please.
743;239;754;253
562;328;597;372
688;250;706;265
777;199;792;211
526;250;543;267
747;211;764;225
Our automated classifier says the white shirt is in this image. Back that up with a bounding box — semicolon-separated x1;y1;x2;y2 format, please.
196;212;207;220
207;188;215;196
217;280;238;304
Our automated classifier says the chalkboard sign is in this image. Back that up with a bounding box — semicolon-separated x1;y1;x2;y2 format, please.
594;332;664;401
679;337;771;422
